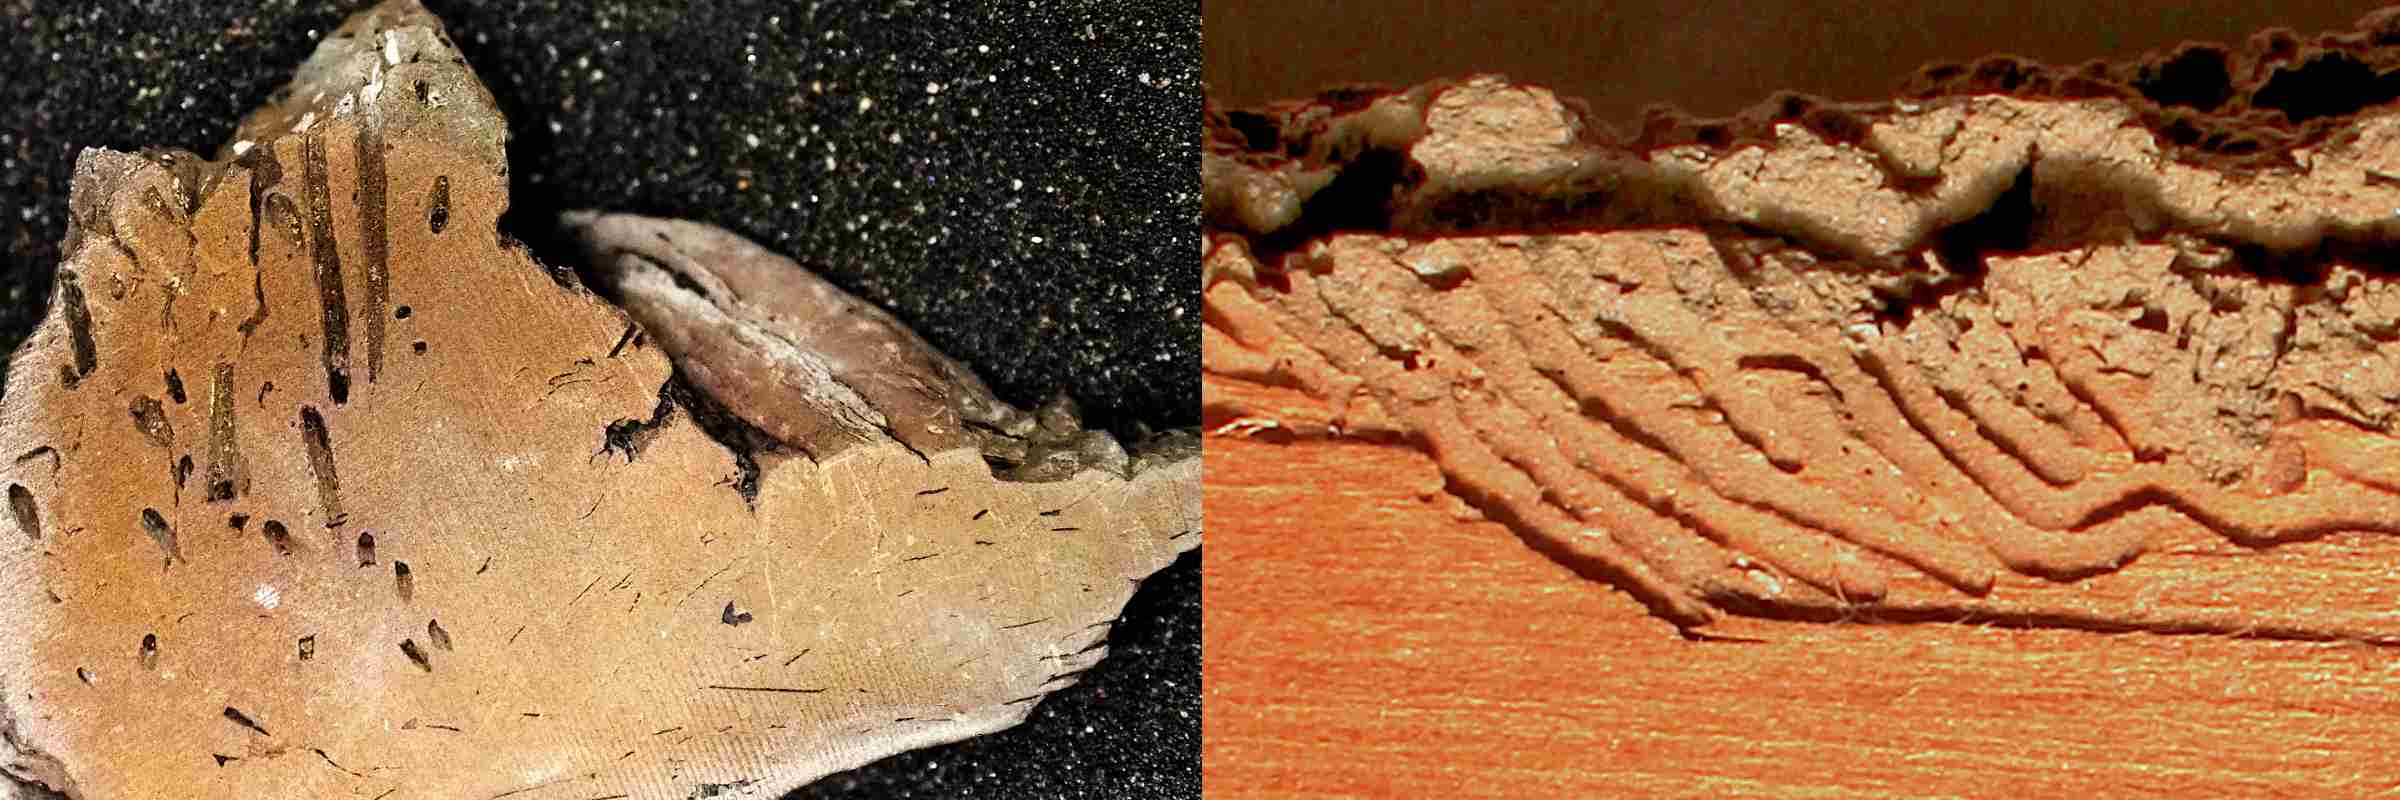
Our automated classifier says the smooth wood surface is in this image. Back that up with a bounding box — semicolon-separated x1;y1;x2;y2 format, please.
1202;379;2400;799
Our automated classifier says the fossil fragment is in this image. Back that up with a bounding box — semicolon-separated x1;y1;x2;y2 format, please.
1205;10;2400;643
0;2;1198;798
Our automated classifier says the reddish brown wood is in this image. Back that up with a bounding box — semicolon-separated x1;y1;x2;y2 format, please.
1204;378;2400;798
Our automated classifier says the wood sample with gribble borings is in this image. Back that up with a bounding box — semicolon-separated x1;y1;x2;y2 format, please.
0;2;1198;798
1204;7;2400;642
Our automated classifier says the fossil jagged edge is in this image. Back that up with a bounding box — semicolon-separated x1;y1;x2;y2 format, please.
1203;13;2400;642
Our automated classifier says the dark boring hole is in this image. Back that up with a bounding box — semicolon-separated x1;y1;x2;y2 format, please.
262;520;293;556
2251;52;2400;123
356;531;376;566
414;80;429;104
75;667;92;685
428;175;450;234
720;600;753;626
8;483;37;540
129;396;174;448
222;706;270;737
1932;159;2036;273
60;272;96;383
164;368;187;404
139;633;158;669
2134;46;2234;111
206;377;238;502
399;638;432;671
297;635;316;661
1249;145;1417;264
299;408;338;515
394;305;412;319
1223;110;1280;152
174;455;193;492
394;560;414;601
428;619;452;650
412;340;428;354
1888;160;2038;328
140;508;179;563
227;512;249;530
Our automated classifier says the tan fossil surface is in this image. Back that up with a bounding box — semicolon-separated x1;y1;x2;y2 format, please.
0;2;1198;798
1204;10;2400;641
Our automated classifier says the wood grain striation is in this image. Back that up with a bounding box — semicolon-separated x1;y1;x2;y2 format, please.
1206;9;2400;642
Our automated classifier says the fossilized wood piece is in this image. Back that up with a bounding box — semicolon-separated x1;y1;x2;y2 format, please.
1203;16;2400;642
0;2;1199;798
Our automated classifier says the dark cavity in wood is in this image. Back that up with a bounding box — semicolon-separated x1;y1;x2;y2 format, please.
300;131;352;405
428;175;450;234
299;406;343;527
140;508;180;563
8;484;37;540
205;362;240;501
